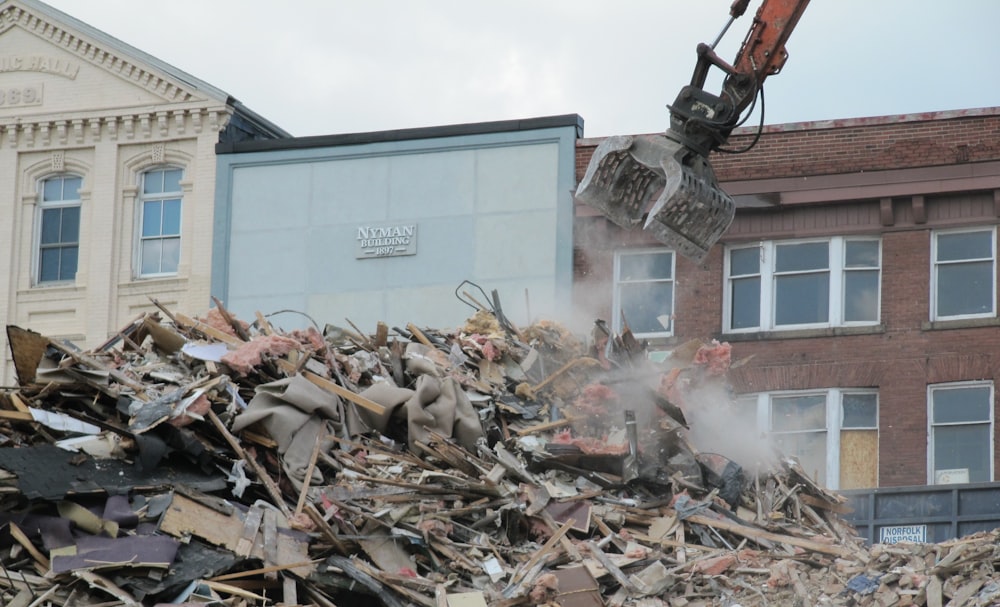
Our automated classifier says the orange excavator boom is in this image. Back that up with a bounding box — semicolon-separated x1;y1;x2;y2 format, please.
576;0;811;262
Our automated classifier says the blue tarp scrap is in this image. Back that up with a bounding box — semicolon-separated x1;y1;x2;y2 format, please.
845;573;881;595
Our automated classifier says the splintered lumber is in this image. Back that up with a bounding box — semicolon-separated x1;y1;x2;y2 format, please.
8;523;49;573
326;556;407;607
506;518;576;591
45;338;149;398
406;323;437;349
682;512;851;557
207;410;292;518
275;359;386;415
210;559;324;582
173;312;244;347
10;304;1000;607
584;541;638;593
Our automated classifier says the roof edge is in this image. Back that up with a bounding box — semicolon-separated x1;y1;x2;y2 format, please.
578;106;1000;146
216;114;585;154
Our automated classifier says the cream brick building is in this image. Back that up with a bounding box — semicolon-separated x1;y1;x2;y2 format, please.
0;0;287;381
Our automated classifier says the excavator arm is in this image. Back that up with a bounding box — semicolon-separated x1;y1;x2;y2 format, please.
576;0;810;262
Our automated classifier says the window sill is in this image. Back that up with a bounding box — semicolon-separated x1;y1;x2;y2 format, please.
120;275;187;292
922;317;1000;331
18;283;84;298
719;324;886;342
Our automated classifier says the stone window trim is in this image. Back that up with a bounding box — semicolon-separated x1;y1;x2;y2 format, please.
120;148;194;282
136;167;184;278
22;156;92;289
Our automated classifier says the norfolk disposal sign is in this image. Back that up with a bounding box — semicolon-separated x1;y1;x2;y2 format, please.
355;223;417;259
879;524;926;544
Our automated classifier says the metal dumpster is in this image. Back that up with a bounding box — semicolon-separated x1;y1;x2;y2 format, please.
840;482;1000;545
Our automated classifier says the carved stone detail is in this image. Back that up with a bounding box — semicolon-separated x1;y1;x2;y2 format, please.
152;143;165;164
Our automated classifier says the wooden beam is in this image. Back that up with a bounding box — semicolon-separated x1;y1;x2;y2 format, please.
683;513;851;558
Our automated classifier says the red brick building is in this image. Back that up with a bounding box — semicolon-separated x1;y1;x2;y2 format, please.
574;107;1000;491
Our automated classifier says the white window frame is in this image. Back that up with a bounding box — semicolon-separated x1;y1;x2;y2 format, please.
927;381;994;485
930;227;996;321
612;248;675;338
723;237;881;333
33;174;83;286
738;388;879;490
135;166;183;278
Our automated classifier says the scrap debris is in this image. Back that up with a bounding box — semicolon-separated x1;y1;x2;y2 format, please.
0;298;995;606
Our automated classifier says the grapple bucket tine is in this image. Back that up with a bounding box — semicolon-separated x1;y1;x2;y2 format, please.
575;135;667;228
577;133;735;262
643;155;735;263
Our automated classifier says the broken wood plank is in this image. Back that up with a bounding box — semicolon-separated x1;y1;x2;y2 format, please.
295;434;324;516
682;512;851;557
584;540;638;593
8;523;49;574
207;410;292;517
235;506;264;557
173;312;244;346
274;359;386;415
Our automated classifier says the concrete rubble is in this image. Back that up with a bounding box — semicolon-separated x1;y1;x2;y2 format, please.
0;295;997;606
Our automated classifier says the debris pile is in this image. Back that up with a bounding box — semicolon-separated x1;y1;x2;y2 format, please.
0;298;995;606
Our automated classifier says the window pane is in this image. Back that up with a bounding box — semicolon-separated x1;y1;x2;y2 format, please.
776;242;828;273
161;237;180;273
143;170;164;194
772;394;826;431
774;432;827;486
163;168;182;193
846;240;879;267
42;178;62;202
775;273;829;325
934;424;990;483
842;393;878;428
730;247;759;276
162;199;181;236
932;386;991;423
143;201;162;237
63;176;82;199
141;240;162;275
937;231;992;262
61;206;80;242
619;252;672;281
844;270;879;322
937;261;992;316
620;281;673;334
40;208;61;244
59;247;78;280
731;277;760;329
39;248;60;282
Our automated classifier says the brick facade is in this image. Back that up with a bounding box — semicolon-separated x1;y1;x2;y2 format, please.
575;107;1000;488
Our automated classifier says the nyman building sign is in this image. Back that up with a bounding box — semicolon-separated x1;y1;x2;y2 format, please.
355;223;418;259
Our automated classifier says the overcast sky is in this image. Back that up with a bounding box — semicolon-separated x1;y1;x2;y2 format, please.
40;0;1000;139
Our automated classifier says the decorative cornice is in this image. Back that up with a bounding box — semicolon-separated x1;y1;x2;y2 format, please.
0;4;194;103
0;107;232;149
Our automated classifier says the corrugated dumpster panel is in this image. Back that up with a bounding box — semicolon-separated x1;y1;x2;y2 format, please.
841;482;1000;544
958;487;1000;516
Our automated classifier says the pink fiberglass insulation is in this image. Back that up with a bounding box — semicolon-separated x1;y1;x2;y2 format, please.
221;334;300;375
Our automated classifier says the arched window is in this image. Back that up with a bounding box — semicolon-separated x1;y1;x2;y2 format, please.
36;174;82;284
138;167;182;276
